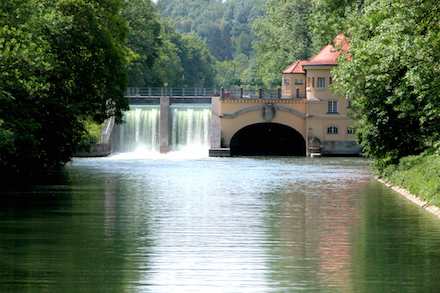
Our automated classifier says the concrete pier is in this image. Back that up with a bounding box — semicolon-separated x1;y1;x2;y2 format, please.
210;97;221;149
160;96;170;153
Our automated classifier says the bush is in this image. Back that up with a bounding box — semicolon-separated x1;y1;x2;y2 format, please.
383;154;440;206
75;120;103;152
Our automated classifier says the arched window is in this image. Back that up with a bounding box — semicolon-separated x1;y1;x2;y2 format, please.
327;125;338;135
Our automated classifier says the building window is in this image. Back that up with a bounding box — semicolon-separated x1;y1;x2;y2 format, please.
283;77;290;86
296;88;300;98
327;125;338;135
347;127;355;135
312;77;315;88
294;79;304;85
327;100;338;114
329;76;333;85
317;77;326;88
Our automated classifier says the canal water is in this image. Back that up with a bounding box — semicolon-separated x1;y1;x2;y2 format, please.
1;156;440;292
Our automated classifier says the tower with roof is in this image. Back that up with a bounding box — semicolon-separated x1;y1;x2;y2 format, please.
282;34;360;155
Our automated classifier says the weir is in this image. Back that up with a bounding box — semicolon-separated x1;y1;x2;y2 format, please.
111;101;211;154
112;105;160;153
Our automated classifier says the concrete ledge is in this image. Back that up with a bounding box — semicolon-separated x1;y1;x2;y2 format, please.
209;148;231;157
377;177;440;219
321;140;361;156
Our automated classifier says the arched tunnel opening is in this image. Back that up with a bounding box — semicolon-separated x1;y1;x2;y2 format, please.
230;123;306;156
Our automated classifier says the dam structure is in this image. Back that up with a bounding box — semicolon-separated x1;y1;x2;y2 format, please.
115;88;215;155
102;81;360;157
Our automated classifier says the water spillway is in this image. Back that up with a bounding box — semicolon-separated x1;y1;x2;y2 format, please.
112;105;160;153
111;104;211;154
170;104;211;151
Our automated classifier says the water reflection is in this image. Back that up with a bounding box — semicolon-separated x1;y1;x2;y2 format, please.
1;157;440;292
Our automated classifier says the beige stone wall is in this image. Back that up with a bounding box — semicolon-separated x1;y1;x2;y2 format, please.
307;114;356;142
308;96;349;116
219;99;307;147
282;73;306;98
304;67;339;101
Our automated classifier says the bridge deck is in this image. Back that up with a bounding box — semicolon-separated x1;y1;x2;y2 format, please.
125;87;301;100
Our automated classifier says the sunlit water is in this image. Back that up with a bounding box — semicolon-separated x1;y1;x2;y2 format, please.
1;156;440;292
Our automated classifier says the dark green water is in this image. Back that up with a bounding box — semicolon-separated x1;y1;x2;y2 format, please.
1;156;440;292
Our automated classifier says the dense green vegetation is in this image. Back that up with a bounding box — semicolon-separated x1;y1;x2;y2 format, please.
333;0;440;171
157;0;267;87
125;0;216;88
0;0;130;178
383;154;440;205
325;0;440;199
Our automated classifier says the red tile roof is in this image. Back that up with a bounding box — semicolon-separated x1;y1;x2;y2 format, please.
303;33;350;66
282;60;306;74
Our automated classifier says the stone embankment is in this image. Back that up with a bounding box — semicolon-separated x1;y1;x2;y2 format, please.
377;178;440;219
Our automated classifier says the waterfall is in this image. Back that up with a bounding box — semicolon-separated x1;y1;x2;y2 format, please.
170;104;211;151
112;105;160;153
111;104;211;156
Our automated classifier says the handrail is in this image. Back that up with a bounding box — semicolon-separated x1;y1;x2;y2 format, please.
125;87;305;100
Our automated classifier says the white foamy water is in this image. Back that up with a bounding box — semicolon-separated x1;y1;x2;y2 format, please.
112;104;211;158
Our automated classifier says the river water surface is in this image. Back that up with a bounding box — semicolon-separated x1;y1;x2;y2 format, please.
1;156;440;292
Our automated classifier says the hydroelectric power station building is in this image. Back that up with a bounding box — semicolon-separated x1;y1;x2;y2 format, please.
210;33;360;157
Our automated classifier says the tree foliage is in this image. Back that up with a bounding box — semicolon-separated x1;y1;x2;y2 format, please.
125;1;216;88
124;0;162;87
157;0;265;87
333;0;440;170
308;0;364;51
0;0;130;177
252;0;312;87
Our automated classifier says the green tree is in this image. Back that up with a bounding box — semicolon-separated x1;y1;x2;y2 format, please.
252;0;312;87
175;34;216;87
333;0;440;170
308;0;364;51
124;0;162;87
0;0;130;178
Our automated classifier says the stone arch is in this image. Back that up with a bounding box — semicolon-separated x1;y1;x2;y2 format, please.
230;122;306;156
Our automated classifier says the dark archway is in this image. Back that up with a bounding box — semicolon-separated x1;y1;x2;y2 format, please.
230;123;306;156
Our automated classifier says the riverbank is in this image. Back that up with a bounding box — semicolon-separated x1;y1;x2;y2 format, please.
378;154;440;218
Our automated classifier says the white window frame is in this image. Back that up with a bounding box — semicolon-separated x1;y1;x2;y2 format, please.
317;77;326;88
327;100;338;114
347;127;355;135
327;125;338;135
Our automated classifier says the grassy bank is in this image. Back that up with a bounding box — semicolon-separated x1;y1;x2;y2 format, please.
381;154;440;206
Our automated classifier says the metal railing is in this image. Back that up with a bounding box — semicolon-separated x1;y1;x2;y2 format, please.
125;87;220;97
125;87;305;100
